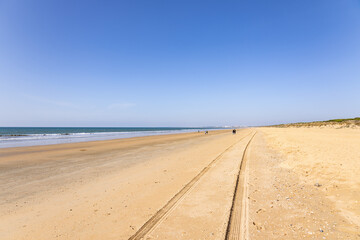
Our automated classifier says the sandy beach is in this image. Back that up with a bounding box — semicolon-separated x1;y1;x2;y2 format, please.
0;127;359;239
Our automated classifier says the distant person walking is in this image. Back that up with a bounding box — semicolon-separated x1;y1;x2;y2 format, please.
232;129;236;134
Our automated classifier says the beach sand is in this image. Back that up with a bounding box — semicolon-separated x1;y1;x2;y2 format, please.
248;127;359;239
0;127;359;239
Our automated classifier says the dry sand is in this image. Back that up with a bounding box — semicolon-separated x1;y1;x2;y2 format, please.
250;127;360;239
0;127;359;239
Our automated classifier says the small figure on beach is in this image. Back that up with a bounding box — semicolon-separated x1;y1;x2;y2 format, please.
205;131;208;134
232;129;236;134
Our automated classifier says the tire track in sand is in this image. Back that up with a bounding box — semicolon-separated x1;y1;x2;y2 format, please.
225;132;256;240
128;131;254;240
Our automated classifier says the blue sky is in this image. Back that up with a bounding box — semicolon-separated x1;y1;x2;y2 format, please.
1;0;359;127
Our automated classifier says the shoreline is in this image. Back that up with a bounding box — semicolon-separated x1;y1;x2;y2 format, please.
0;128;228;149
0;129;229;165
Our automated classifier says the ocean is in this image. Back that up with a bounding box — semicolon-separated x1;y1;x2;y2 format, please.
0;127;216;148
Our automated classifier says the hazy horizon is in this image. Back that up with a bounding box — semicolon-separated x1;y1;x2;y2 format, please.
1;1;359;127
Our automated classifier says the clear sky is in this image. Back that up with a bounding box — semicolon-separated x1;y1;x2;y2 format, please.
1;0;359;127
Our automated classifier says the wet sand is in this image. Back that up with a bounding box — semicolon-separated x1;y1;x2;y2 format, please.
0;127;359;239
